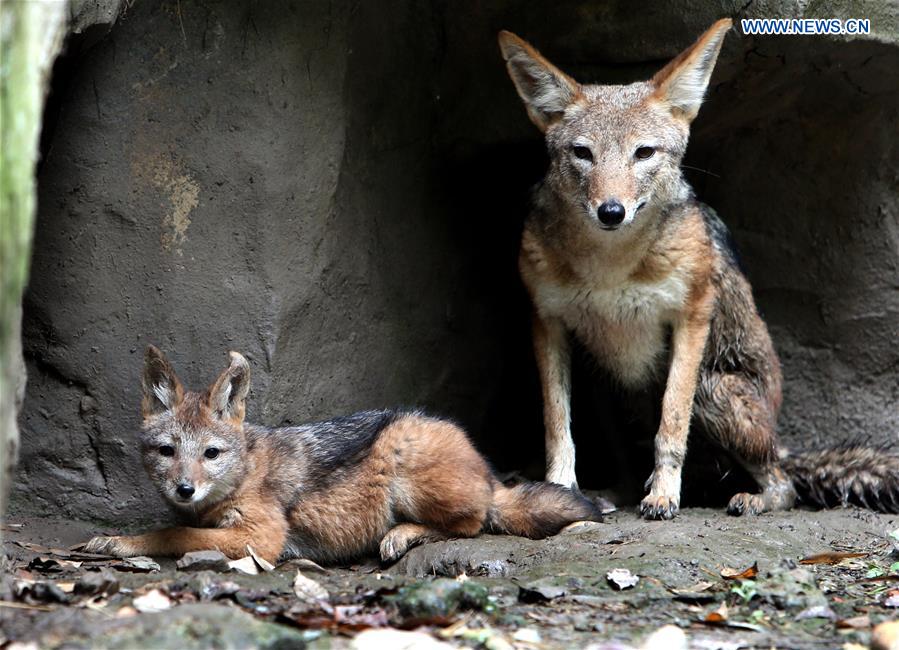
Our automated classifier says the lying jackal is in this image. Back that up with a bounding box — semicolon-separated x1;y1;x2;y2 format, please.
84;346;601;563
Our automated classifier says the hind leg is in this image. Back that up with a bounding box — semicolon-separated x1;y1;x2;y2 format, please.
377;415;494;561
695;372;796;515
379;507;486;564
380;524;448;563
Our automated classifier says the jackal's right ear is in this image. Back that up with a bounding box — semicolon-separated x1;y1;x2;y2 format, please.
142;345;184;419
498;31;580;132
207;351;251;425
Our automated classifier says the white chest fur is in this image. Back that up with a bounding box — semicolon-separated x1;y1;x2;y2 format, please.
536;271;690;387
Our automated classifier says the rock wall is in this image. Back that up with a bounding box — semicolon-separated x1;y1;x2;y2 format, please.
13;0;898;524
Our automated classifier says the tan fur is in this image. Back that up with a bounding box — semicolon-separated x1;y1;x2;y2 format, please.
500;20;809;518
84;348;600;563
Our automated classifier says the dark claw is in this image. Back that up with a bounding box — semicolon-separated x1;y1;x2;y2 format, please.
640;499;678;520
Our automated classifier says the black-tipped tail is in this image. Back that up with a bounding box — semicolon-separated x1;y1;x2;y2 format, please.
485;480;603;539
783;445;899;513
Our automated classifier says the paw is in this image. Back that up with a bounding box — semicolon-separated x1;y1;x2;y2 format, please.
640;494;680;520
82;535;134;557
379;530;411;564
727;492;766;516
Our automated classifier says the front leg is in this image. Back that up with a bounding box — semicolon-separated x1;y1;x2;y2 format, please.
83;516;288;564
641;289;713;520
533;313;576;488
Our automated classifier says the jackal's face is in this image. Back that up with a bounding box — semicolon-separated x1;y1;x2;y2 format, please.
138;346;252;511
499;19;732;233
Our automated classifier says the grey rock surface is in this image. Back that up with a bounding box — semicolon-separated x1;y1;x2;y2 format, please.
13;0;898;525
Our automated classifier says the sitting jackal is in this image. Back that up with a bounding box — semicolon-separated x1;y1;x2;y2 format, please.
498;19;899;518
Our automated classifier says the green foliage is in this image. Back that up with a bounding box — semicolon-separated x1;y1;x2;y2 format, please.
731;579;758;604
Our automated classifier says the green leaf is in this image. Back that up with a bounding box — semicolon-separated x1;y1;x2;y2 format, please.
866;566;885;578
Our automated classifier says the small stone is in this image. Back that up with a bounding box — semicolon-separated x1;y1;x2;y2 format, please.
518;580;566;603
872;620;899;650
884;590;899;608
352;629;453;649
795;605;836;620
176;550;231;572
640;625;687;650
132;588;171;613
79;395;99;415
390;578;490;618
513;628;541;643
75;568;119;596
606;568;639;590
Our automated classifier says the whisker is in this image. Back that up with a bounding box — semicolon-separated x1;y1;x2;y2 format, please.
681;164;721;178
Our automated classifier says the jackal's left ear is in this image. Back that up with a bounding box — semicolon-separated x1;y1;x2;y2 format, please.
207;351;251;424
498;30;581;132
651;18;732;122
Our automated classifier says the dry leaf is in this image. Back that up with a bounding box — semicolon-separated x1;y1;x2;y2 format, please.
246;545;275;572
228;556;262;575
670;584;717;604
117;556;160;573
606;568;639;590
836;615;871;629
17;542;114;561
279;558;327;574
720;562;758;580
884;589;899;608
560;521;604;535
293;570;330;606
705;602;729;623
798;551;867;565
701;602;763;632
27;557;82;573
132;589;171;613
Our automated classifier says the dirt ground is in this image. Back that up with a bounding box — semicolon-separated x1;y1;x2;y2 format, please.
2;507;899;649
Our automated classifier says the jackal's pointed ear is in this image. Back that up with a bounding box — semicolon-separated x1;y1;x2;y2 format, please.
207;351;251;424
651;18;732;122
498;30;581;132
142;345;184;419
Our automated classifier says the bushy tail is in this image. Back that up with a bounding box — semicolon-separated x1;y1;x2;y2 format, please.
485;480;603;539
783;444;899;513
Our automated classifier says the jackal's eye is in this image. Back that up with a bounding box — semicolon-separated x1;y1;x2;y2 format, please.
158;445;175;457
571;145;594;162
204;447;220;460
635;146;656;160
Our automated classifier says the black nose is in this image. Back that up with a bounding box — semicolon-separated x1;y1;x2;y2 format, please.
176;483;195;499
597;200;626;227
